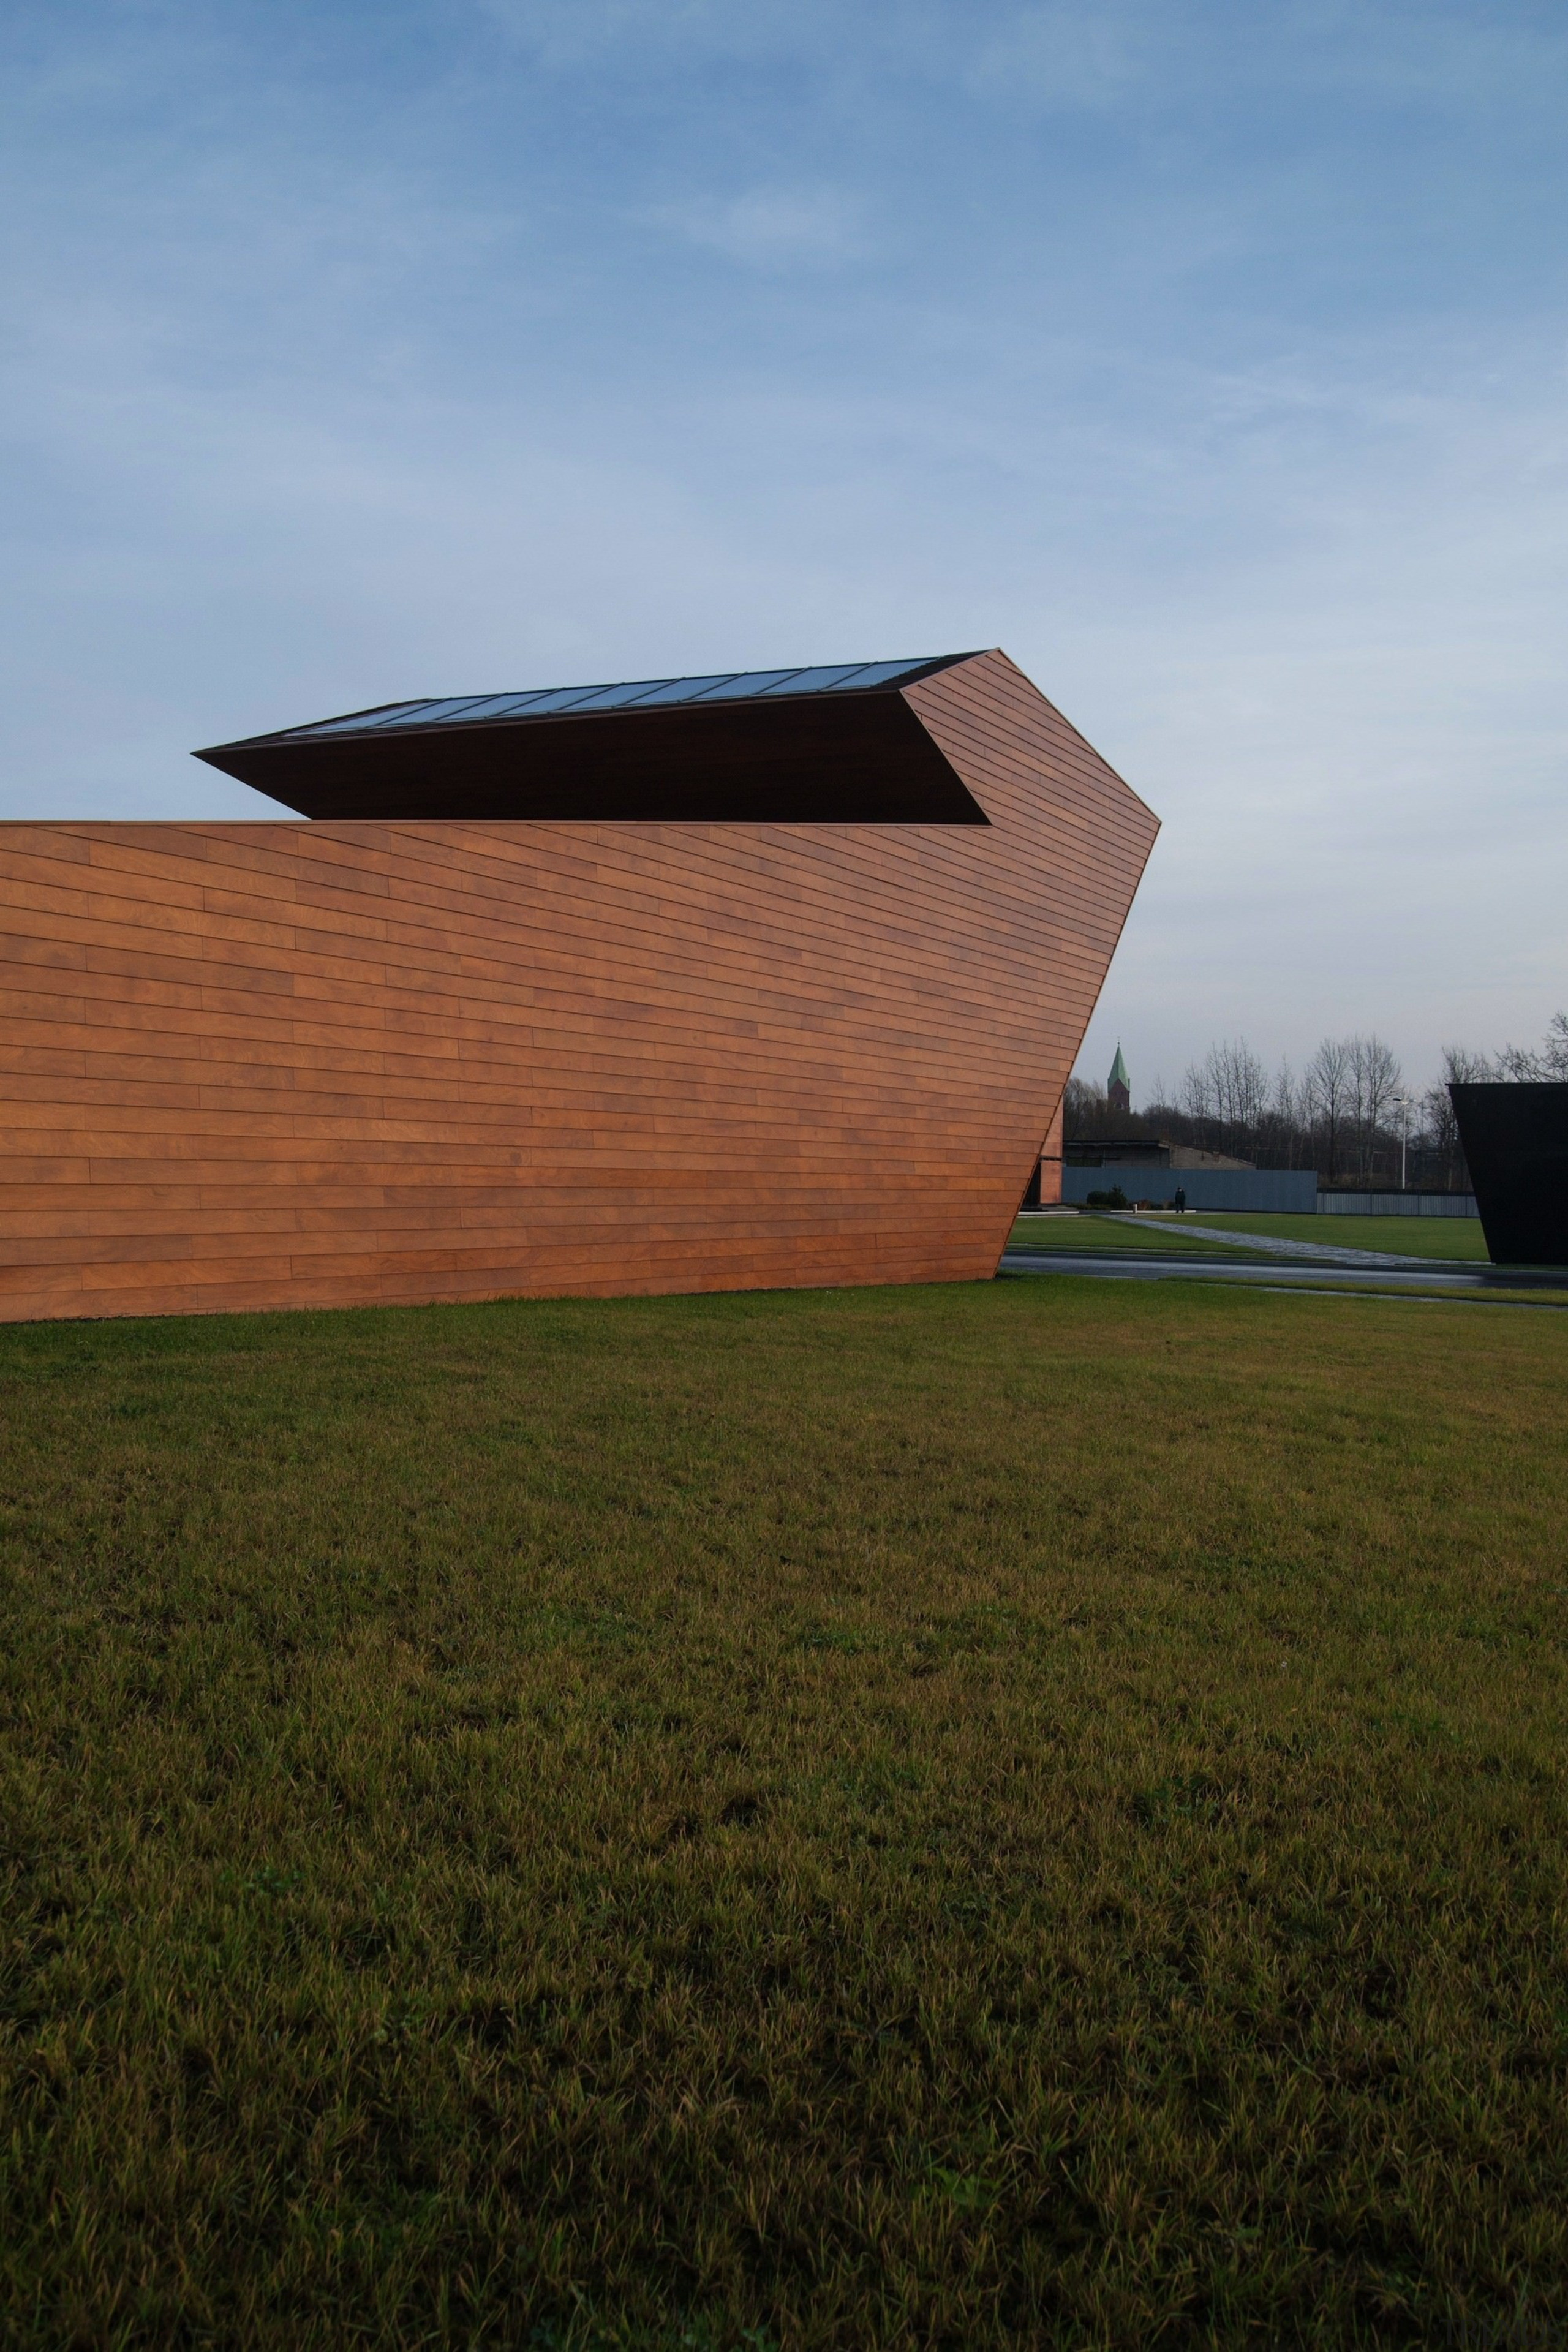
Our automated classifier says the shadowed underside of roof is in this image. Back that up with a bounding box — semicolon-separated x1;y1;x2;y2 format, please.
193;654;993;823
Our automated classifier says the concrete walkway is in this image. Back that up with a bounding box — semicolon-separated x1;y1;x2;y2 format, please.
1106;1213;1432;1268
998;1249;1568;1304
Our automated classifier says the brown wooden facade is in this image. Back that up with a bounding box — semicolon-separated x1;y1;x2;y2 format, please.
0;651;1156;1321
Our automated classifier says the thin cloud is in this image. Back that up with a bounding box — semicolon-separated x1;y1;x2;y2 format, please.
965;4;1147;111
475;0;821;70
650;186;873;269
1;0;1564;1090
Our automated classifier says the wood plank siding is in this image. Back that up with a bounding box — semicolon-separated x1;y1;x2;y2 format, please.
0;651;1156;1321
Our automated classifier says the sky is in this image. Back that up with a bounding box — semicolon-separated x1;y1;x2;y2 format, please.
2;0;1566;1101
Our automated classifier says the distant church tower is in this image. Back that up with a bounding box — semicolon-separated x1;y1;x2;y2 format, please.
1107;1044;1131;1116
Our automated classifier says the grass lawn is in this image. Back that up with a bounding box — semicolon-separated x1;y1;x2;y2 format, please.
2;1279;1566;2347
1008;1213;1490;1263
1171;1213;1491;1262
1008;1215;1278;1258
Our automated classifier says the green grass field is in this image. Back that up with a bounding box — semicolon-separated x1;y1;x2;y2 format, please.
1008;1214;1278;1257
1012;1211;1490;1262
1180;1213;1491;1261
3;1279;1566;2348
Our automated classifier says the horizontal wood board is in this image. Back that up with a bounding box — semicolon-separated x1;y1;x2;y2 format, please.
0;651;1156;1319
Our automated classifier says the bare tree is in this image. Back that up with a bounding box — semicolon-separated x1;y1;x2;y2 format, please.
1178;1038;1268;1158
1221;1039;1268;1153
1070;1017;1556;1189
1348;1035;1403;1180
1419;1044;1491;1175
1061;1072;1166;1145
1499;1011;1568;1080
1303;1037;1352;1182
1063;1076;1106;1126
1178;1055;1215;1137
1270;1058;1303;1166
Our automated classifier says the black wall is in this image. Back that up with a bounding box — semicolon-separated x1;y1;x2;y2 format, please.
1448;1083;1568;1265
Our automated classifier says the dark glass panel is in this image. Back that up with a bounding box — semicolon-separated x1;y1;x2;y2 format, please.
686;669;805;702
620;674;738;706
288;701;435;738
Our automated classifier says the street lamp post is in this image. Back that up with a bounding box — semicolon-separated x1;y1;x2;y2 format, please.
1392;1092;1413;1194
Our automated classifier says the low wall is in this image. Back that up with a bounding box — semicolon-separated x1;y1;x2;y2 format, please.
1061;1167;1317;1213
1319;1191;1480;1218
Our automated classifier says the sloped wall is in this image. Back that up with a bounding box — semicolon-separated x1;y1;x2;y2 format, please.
0;656;1156;1320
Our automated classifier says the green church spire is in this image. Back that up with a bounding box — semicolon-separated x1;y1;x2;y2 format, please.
1108;1044;1129;1093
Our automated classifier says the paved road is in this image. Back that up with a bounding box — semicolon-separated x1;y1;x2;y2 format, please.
998;1250;1568;1303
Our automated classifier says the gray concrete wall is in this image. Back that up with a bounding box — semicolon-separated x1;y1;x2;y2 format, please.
1319;1191;1479;1218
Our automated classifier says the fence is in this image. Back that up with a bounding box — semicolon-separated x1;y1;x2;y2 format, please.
1317;1191;1479;1218
1057;1170;1480;1217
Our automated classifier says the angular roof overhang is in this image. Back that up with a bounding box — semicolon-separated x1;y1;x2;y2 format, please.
194;654;992;824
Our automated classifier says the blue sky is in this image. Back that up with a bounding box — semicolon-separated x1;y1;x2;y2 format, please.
3;0;1566;1096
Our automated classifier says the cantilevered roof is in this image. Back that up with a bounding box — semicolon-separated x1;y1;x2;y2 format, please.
212;655;975;749
195;652;992;824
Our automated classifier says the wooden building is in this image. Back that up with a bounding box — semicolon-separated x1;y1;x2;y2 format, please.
0;650;1156;1321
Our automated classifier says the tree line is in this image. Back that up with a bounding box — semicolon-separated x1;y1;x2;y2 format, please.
1065;1012;1568;1191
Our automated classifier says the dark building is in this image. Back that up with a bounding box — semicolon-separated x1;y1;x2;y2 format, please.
1449;1083;1568;1265
1107;1043;1131;1116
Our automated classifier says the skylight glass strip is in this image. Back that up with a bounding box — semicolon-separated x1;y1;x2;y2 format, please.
754;665;865;696
239;658;963;748
431;693;542;724
287;701;436;739
499;686;609;716
553;679;673;712
368;695;494;728
684;669;807;703
619;674;741;706
832;659;932;689
473;690;564;720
